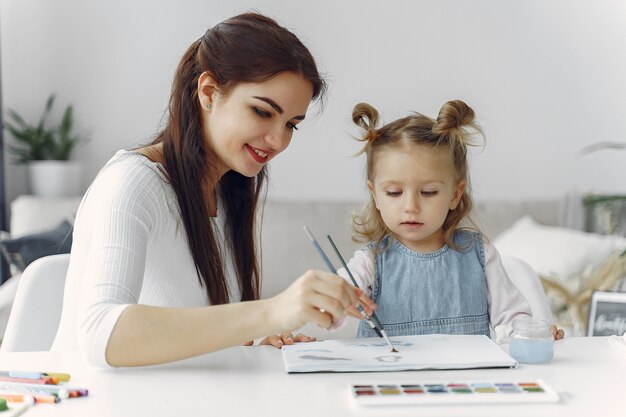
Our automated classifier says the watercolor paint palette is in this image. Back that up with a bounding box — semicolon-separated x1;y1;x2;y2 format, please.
350;379;559;406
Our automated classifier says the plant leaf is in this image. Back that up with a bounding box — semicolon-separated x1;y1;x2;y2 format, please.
579;142;626;155
3;94;84;162
5;109;29;129
58;106;73;139
36;94;55;132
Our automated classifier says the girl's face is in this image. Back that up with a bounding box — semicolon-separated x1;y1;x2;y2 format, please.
200;71;314;178
368;144;466;253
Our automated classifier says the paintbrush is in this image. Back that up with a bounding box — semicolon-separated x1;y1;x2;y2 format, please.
325;234;398;353
302;226;392;346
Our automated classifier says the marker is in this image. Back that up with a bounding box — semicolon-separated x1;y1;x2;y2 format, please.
0;400;30;417
0;372;40;380
42;373;71;382
0;376;58;385
0;371;70;382
0;382;71;399
0;393;35;405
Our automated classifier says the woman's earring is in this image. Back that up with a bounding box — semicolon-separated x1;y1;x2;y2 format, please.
206;102;212;109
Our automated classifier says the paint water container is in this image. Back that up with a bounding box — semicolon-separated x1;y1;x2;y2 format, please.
508;318;553;364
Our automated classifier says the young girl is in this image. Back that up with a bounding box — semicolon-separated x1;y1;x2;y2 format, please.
337;100;564;342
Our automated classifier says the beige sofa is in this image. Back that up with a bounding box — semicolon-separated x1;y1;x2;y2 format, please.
1;195;569;343
260;198;574;338
259;198;567;298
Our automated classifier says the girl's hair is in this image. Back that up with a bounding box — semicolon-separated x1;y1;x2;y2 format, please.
351;100;483;250
152;12;326;305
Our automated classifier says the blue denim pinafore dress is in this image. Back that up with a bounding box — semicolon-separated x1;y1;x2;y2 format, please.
357;230;490;338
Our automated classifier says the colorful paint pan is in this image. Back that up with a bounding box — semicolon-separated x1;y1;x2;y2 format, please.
350;379;559;406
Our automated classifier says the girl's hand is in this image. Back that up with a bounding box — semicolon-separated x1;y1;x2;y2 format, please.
346;292;377;319
258;332;317;349
268;270;365;332
550;324;565;340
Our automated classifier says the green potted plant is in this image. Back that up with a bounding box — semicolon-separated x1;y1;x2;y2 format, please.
580;142;626;236
4;94;86;197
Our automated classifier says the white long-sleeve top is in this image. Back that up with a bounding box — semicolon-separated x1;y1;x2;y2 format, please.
335;242;531;342
51;150;239;367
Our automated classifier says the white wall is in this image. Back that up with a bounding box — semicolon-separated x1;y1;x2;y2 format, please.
2;0;625;207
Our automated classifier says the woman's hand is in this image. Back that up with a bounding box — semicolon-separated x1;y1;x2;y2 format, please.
268;270;367;333
258;332;317;349
550;324;565;340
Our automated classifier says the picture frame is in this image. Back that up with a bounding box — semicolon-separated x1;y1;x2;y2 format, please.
587;291;626;337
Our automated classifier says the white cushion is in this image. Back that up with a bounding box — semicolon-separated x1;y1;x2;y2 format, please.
493;216;626;280
10;195;82;238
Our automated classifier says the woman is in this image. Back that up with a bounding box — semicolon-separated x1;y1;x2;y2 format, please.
52;12;373;367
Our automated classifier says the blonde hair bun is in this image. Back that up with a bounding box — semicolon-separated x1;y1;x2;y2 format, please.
432;100;481;145
352;102;380;144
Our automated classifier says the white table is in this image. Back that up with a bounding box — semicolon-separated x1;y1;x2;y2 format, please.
0;337;624;417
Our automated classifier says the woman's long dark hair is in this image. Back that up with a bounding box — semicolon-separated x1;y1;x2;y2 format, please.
152;13;326;305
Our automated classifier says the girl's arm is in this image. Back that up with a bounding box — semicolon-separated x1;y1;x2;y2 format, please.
483;243;532;342
331;249;377;329
484;243;565;341
337;249;376;295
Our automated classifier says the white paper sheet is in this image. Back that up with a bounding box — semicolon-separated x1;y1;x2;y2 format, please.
282;334;517;373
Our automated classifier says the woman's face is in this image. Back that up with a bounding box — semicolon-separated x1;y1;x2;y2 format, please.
200;71;314;178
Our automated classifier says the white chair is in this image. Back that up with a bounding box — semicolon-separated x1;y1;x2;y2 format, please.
0;254;70;352
500;254;553;321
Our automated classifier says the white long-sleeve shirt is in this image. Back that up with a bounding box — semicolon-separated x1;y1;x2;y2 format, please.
335;241;531;342
51;150;239;366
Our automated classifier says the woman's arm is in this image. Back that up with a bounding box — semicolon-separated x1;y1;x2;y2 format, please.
106;270;361;366
258;249;377;348
74;156;364;366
